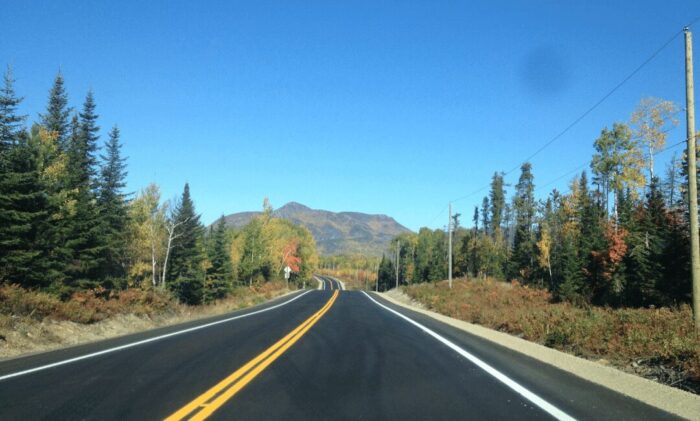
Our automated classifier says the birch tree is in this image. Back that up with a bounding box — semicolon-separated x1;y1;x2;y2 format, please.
630;97;679;180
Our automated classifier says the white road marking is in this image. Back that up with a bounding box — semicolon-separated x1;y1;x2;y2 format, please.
362;291;576;421
0;290;313;382
331;277;345;291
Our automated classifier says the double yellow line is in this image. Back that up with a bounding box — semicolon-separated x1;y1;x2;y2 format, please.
165;290;339;421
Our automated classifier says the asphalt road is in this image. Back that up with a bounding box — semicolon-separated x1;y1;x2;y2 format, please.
317;275;343;290
0;283;679;420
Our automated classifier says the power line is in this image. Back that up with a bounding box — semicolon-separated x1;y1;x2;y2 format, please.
537;137;687;198
534;111;684;194
448;22;698;206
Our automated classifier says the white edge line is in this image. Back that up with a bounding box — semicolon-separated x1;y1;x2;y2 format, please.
361;291;576;421
0;290;313;382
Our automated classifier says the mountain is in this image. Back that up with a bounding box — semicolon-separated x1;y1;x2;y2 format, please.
220;202;411;256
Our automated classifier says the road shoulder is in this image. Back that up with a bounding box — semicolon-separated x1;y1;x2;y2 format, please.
378;289;700;420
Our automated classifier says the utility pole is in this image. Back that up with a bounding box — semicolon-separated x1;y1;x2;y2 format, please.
685;27;700;332
395;240;400;289
448;202;453;289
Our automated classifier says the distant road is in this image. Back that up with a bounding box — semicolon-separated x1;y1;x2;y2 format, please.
315;275;343;291
0;286;677;420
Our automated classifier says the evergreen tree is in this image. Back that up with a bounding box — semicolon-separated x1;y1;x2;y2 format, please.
62;99;105;290
0;67;24;151
623;177;665;306
511;162;536;281
377;253;395;292
0;72;51;287
480;196;490;236
204;217;234;302
40;72;71;149
98;126;129;282
0;139;52;287
78;90;100;190
489;172;505;236
167;183;205;304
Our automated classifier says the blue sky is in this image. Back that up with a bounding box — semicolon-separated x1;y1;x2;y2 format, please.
2;1;699;231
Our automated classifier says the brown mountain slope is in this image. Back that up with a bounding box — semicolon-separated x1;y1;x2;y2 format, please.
221;202;411;256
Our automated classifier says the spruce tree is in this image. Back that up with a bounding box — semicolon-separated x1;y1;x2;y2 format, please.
0;67;24;151
204;217;234;302
167;183;205;304
63;112;105;289
78;90;100;189
0;72;51;287
511;162;536;281
98;126;129;282
623;178;665;306
489;172;505;237
56;92;109;290
481;196;490;236
377;253;395;292
40;72;71;150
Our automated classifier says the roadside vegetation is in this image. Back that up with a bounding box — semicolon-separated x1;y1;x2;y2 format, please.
0;281;287;358
0;68;319;352
318;255;378;290
379;97;699;393
380;97;690;309
404;279;700;394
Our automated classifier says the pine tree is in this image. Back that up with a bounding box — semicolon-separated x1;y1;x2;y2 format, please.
98;126;129;282
204;217;234;302
40;72;71;150
167;183;205;304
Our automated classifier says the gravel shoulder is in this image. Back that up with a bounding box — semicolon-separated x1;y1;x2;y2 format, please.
380;288;700;420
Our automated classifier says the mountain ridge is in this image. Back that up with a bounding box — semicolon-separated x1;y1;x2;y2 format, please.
220;202;411;256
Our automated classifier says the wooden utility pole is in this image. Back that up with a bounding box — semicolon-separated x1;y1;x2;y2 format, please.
395;240;400;289
685;27;700;332
448;202;453;289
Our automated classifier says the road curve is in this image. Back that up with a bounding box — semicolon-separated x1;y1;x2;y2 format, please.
315;275;343;291
0;289;679;420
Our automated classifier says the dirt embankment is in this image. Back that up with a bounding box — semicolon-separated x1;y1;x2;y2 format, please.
0;283;289;360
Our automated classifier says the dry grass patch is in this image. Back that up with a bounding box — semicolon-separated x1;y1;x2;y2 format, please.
404;278;700;394
0;282;289;359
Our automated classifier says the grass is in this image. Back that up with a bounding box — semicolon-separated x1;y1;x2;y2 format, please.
403;278;700;393
0;281;291;359
0;282;289;324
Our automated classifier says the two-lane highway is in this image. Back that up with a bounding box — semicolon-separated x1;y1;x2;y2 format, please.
0;287;678;420
315;275;343;291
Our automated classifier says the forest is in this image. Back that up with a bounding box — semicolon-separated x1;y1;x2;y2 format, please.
0;69;318;305
379;97;692;308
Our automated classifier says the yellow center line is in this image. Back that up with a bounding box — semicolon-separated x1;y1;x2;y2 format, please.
165;290;339;421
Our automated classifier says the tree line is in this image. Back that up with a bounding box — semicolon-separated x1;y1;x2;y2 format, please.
380;97;692;308
0;69;318;304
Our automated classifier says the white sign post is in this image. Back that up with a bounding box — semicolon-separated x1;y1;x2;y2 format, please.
284;265;291;289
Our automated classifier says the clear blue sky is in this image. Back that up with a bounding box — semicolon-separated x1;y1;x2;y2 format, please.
2;1;699;231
